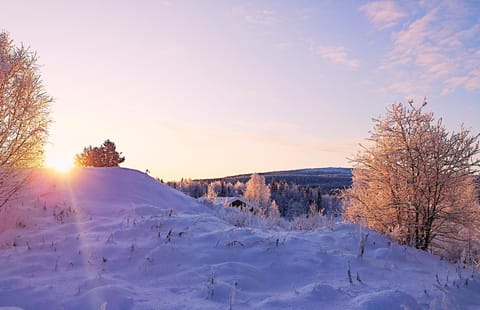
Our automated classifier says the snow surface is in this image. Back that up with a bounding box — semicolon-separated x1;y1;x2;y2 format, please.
0;168;479;309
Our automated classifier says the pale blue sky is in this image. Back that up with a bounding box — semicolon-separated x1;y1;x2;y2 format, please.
2;0;479;180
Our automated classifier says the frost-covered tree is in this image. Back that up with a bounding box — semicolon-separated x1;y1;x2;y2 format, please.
189;181;206;198
243;173;271;212
308;202;319;217
233;181;246;196
0;32;51;207
344;101;480;258
268;200;280;218
269;180;322;218
206;182;218;202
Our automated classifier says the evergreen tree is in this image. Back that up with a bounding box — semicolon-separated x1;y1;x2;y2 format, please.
75;139;125;167
102;139;124;167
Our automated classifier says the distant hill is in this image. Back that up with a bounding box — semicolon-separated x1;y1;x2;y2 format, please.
197;167;353;194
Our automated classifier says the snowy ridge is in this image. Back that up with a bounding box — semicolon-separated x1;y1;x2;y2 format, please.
0;168;478;309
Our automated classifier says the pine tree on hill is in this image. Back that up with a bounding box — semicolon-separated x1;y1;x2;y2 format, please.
75;139;125;167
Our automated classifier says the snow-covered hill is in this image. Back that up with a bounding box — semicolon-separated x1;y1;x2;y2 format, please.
0;168;478;309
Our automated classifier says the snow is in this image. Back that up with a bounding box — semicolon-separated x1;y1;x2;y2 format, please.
0;168;479;309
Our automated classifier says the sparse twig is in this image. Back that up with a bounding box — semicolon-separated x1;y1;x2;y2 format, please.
54;257;59;271
106;233;114;244
347;261;352;284
358;232;369;258
207;272;215;299
229;281;238;310
356;272;362;283
166;229;173;243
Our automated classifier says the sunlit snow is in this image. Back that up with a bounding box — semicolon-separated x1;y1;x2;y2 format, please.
0;168;478;309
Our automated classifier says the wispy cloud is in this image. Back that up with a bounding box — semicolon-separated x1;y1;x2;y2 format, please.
227;6;281;26
311;45;360;70
443;70;480;94
360;0;406;29
245;9;280;25
363;0;480;95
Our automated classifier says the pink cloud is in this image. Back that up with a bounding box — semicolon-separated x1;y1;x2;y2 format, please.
377;1;480;95
360;0;406;29
313;45;360;70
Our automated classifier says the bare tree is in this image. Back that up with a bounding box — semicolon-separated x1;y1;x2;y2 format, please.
0;32;51;208
344;101;480;259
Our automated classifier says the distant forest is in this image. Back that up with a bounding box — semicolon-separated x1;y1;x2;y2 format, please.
166;168;352;218
200;167;353;194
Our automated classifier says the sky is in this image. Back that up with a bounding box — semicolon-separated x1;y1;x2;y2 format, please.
1;0;479;180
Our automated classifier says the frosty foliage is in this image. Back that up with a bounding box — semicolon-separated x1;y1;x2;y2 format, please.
344;101;480;262
168;179;242;199
206;197;332;231
0;31;51;208
268;200;281;218
289;214;331;231
270;180;323;218
205;183;218;202
243;173;271;212
167;176;326;218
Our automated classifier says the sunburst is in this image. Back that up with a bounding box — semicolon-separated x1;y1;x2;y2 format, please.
46;153;73;173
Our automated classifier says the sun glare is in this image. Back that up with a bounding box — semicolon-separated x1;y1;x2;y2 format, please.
46;154;73;173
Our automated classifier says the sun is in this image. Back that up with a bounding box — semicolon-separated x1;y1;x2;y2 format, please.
46;154;74;173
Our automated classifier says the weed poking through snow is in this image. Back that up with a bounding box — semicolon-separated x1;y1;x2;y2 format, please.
347;261;352;284
229;281;238;310
207;272;215;299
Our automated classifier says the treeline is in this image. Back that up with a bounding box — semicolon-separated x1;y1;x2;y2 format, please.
166;178;342;218
199;168;352;195
166;179;243;199
271;181;321;218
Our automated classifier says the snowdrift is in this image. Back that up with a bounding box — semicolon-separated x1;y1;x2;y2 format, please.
0;168;478;309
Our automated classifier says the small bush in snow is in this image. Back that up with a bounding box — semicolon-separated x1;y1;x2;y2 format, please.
289;214;325;231
207;196;336;232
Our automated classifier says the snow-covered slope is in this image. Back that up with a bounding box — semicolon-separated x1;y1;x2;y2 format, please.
0;168;478;309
